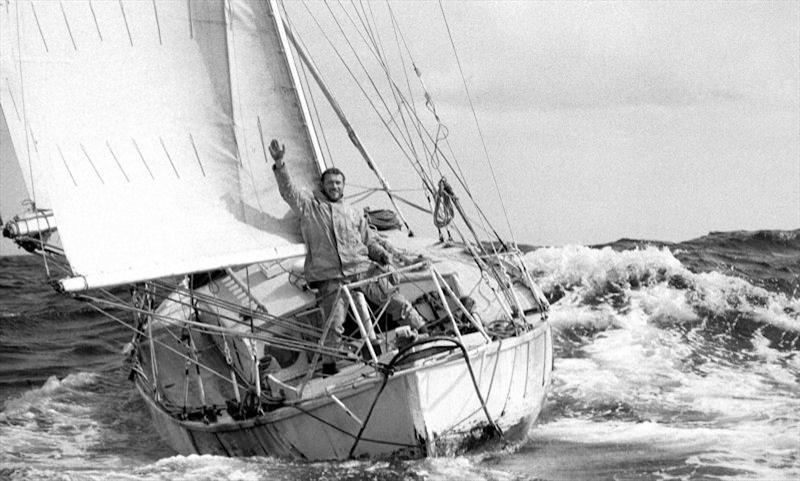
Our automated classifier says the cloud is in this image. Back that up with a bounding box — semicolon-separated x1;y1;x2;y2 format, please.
412;1;799;112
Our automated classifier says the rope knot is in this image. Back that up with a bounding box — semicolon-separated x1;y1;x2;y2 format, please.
433;178;455;229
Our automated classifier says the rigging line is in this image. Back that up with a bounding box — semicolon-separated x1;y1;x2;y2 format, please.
149;281;346;344
14;2;36;203
432;136;505;245
79;298;250;391
437;1;515;244
360;0;424;171
385;1;424;166
327;3;428;185
375;25;502;245
385;2;427;141
355;0;397;106
349;0;392;96
337;0;418;156
323;0;414;152
147;281;327;340
287;402;418;449
281;3;334;166
343;189;377;204
86;292;348;357
332;0;432;172
300;51;335;167
325;1;436;192
297;0;434;196
5;78;20;120
341;184;372;196
374;2;504;243
15;1;51;276
333;3;458;195
395;75;504;244
441;135;501;245
354;0;381;57
391;194;433;214
348;183;424;192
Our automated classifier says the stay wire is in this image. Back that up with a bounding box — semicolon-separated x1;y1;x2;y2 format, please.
377;3;505;244
437;0;516;245
340;0;466;204
300;0;435;195
331;0;433;187
336;1;503;248
356;0;421;166
14;1;50;276
280;1;335;166
385;1;425;174
329;5;441;197
342;1;442;190
364;1;431;189
329;0;417;156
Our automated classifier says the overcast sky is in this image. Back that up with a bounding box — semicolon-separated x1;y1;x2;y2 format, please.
2;1;798;255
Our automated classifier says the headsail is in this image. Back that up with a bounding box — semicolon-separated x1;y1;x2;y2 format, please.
226;0;325;227
0;0;320;290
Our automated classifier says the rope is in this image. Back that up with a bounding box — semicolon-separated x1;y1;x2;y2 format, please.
298;0;437;218
389;336;503;438
306;0;436;195
437;0;516;245
381;7;506;246
13;2;52;277
280;3;335;166
433;178;455;229
347;365;392;458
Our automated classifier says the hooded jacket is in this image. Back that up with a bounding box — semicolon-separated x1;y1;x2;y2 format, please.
273;163;388;283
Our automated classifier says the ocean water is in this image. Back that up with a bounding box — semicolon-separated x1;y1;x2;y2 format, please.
1;230;798;480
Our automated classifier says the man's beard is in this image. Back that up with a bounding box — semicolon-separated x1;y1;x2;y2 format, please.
323;190;342;202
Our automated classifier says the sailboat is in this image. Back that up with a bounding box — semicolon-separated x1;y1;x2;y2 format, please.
1;0;552;460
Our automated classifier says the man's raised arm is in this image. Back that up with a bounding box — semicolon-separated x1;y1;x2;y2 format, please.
269;139;309;214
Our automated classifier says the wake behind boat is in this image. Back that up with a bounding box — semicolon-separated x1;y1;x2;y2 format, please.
1;0;552;460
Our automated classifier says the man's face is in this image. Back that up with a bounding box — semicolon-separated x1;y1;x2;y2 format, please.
321;173;345;202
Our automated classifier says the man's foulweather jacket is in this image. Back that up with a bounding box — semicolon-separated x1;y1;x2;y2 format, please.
273;163;388;284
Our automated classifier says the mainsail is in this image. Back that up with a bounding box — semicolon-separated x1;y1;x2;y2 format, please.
0;0;320;290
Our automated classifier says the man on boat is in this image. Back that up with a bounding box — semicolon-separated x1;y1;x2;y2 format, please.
269;139;426;375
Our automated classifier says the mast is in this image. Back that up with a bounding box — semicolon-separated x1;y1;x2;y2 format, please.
268;0;326;175
279;16;414;235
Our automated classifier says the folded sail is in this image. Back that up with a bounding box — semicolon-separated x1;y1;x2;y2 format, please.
0;0;320;290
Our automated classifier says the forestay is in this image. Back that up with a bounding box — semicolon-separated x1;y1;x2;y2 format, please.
0;0;320;290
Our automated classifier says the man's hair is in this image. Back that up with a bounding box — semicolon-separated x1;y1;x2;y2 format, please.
321;167;346;183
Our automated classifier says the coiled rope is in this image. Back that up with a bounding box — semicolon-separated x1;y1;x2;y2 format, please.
433;178;455;229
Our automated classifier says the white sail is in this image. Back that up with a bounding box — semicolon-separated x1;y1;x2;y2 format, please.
0;109;28;222
0;1;51;209
225;0;324;228
0;0;321;290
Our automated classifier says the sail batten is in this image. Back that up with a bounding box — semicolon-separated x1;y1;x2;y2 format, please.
0;0;321;288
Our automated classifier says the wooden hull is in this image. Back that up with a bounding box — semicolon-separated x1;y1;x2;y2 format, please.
134;322;552;460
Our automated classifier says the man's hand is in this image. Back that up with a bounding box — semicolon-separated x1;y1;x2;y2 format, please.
269;139;285;166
